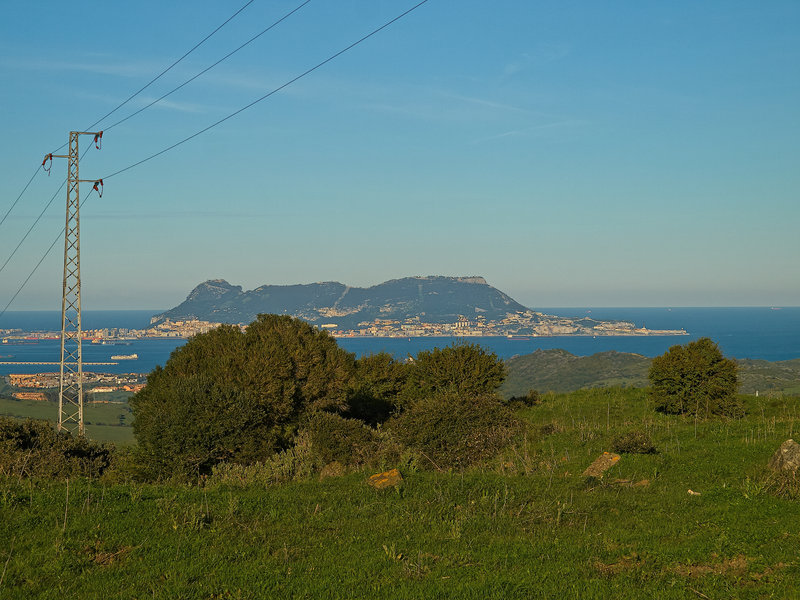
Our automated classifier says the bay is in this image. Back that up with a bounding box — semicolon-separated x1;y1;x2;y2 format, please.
1;307;798;377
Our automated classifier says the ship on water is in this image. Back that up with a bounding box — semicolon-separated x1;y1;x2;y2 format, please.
111;354;138;360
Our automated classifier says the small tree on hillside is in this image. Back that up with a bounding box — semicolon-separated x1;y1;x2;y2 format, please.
648;337;741;419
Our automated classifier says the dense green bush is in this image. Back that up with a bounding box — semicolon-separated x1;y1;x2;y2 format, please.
303;412;380;467
611;430;656;454
347;352;409;425
388;392;520;471
130;314;356;479
208;433;323;487
401;343;506;406
649;337;741;419
0;417;114;479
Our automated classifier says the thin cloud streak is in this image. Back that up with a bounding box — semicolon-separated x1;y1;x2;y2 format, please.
441;92;531;114
470;120;587;144
0;56;161;78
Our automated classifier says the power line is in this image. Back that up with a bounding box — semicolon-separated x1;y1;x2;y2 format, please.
0;165;41;230
104;0;431;181
0;2;255;236
0;0;431;319
104;0;312;134
0;146;92;276
0;188;97;323
86;0;256;132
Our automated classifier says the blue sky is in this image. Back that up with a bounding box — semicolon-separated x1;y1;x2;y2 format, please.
1;1;798;311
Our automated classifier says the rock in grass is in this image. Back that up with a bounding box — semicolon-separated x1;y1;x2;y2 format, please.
367;468;403;490
582;452;620;479
768;439;800;472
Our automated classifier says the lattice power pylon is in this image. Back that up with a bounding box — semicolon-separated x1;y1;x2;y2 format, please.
48;130;103;436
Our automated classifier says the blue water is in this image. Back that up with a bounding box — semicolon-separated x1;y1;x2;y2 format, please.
0;310;157;331
1;308;798;376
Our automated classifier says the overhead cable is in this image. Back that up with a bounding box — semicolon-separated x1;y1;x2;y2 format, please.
104;0;430;180
0;1;255;234
0;0;431;318
0;165;41;230
86;0;256;132
0;187;97;323
0;146;92;277
104;0;312;133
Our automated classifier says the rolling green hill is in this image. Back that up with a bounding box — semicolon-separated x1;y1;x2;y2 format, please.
502;349;800;397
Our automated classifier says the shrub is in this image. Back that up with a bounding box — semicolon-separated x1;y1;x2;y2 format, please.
347;352;409;425
208;433;322;487
401;343;506;407
507;389;542;409
303;412;379;467
130;314;356;479
0;417;114;479
611;430;656;454
649;337;742;419
388;392;520;471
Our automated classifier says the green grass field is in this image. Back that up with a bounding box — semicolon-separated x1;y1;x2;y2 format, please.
2;388;799;598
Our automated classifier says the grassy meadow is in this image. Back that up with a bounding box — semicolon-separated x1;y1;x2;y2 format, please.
2;388;799;599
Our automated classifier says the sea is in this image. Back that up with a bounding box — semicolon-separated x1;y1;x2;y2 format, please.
1;307;798;376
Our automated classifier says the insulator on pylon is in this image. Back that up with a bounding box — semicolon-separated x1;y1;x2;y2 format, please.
94;131;103;149
42;153;53;174
92;179;104;197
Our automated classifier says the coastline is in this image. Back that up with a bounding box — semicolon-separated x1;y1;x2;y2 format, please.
1;308;798;370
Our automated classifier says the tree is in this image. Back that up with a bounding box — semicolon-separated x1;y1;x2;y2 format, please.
648;337;741;419
401;343;506;406
130;314;356;478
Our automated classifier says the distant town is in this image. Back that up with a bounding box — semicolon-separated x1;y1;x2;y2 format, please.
5;372;146;402
1;313;686;397
319;312;687;339
2;311;687;345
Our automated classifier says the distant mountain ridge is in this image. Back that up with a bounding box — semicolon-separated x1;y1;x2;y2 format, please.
151;276;529;329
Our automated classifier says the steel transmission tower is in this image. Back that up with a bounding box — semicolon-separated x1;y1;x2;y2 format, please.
47;130;103;436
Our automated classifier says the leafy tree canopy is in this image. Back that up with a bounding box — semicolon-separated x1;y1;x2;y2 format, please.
648;337;741;419
130;314;355;478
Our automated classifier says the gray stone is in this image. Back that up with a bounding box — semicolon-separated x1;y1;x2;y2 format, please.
768;439;800;472
582;452;621;479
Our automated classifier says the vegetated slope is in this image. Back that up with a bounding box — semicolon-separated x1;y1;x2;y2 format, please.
501;349;651;397
737;358;800;395
151;276;529;328
502;349;800;397
4;389;800;598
